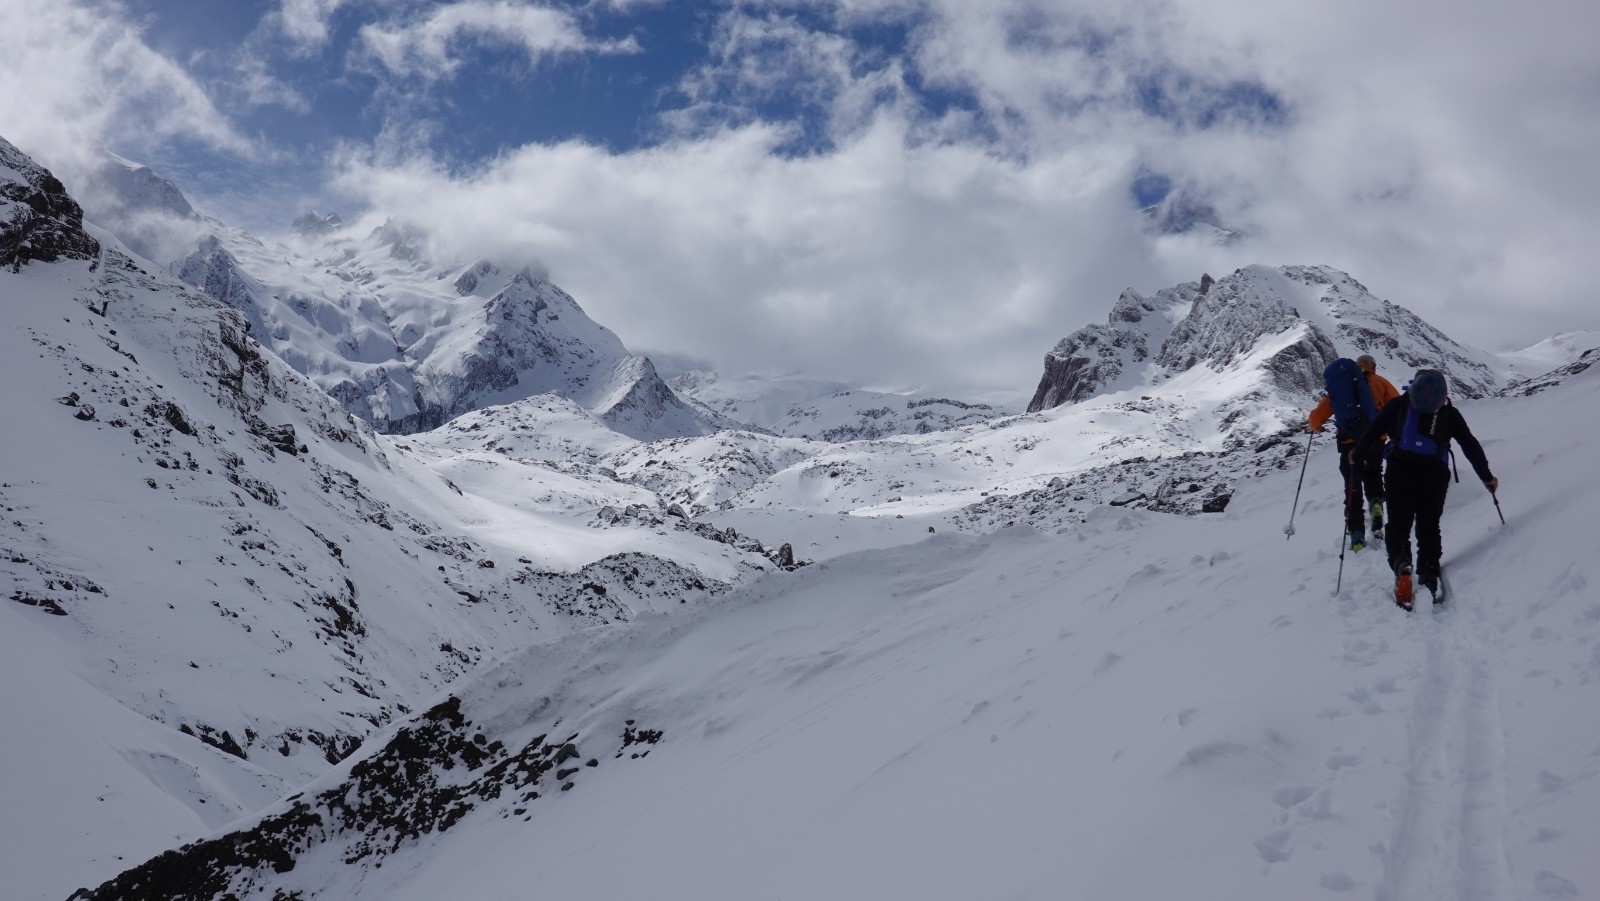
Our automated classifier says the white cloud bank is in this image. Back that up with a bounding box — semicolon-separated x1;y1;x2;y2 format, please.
358;1;640;79
335;114;1146;392
0;0;251;186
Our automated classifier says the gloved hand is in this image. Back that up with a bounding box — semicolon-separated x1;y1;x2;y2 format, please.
1485;477;1499;493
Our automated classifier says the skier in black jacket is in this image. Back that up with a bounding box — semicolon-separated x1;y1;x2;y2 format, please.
1353;369;1498;609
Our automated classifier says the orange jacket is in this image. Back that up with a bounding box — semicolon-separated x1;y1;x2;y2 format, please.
1308;371;1400;435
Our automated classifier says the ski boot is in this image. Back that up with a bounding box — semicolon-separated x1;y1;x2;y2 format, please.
1349;532;1365;554
1418;566;1441;605
1394;565;1414;611
1369;501;1384;534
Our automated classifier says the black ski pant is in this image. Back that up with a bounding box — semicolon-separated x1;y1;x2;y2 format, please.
1384;461;1450;579
1339;438;1385;538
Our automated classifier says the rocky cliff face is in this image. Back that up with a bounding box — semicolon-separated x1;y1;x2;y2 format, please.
1029;265;1505;417
1027;281;1203;412
0;137;100;270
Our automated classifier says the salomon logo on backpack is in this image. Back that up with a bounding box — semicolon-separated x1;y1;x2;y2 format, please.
1322;358;1377;439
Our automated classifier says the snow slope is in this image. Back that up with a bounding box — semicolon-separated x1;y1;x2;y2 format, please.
75;355;1600;901
1500;330;1600;382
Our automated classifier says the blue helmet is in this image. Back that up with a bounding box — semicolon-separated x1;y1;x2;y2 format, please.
1409;369;1448;414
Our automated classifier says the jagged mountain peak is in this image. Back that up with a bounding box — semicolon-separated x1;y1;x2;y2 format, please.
1027;264;1505;447
367;218;426;262
290;210;343;237
96;154;195;220
151;201;720;439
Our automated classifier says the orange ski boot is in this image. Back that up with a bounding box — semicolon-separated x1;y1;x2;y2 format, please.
1394;565;1414;611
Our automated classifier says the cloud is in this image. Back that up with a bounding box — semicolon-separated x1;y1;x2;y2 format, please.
0;0;251;185
664;9;922;150
357;1;640;79
268;0;358;53
322;0;1600;396
332;113;1155;394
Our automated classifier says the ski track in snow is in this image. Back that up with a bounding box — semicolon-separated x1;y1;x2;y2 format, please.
1379;576;1516;901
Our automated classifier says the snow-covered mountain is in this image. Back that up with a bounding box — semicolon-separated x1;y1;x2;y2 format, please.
88;155;725;441
9;132;1600;901
69;346;1600;901
670;369;1010;440
1029;265;1507;418
1499;330;1600;382
0;137;796;899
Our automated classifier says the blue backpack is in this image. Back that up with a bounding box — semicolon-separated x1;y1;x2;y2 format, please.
1323;358;1377;438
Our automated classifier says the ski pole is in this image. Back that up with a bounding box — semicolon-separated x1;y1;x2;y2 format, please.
1491;488;1505;525
1335;522;1347;595
1284;430;1314;539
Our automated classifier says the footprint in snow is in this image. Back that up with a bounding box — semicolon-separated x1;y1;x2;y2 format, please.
1318;872;1358;891
1535;871;1579;898
1254;828;1292;863
1326;752;1361;771
1271;785;1315;809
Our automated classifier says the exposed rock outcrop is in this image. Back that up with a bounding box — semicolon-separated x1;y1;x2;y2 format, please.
0;136;100;270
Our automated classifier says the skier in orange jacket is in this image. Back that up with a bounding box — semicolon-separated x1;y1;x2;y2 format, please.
1308;355;1399;548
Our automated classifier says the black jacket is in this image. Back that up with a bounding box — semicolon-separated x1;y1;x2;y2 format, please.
1356;394;1495;483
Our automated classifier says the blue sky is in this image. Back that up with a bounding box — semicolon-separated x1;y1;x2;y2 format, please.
107;0;1284;221
3;0;1598;392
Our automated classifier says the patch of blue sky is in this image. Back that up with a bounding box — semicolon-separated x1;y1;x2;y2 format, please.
1129;170;1172;208
681;7;992;158
1134;71;1289;130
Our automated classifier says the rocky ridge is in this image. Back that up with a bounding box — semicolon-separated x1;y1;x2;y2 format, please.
0;136;100;270
1029;265;1506;420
